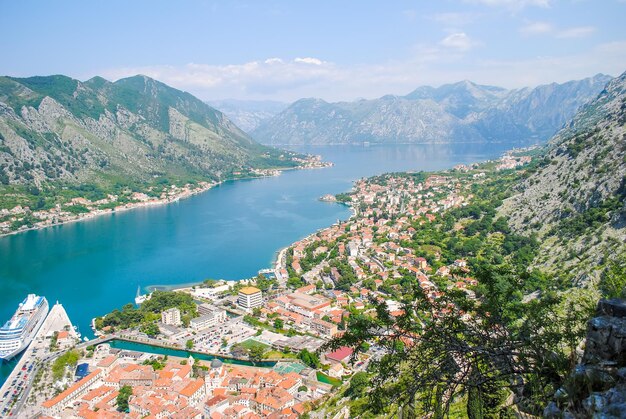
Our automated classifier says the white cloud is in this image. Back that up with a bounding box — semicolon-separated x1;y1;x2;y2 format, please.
101;58;339;100
556;26;596;39
294;57;324;66
97;41;625;102
439;32;476;51
520;21;553;36
519;22;596;39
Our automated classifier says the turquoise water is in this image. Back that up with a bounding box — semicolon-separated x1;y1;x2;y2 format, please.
108;339;277;368
0;143;512;384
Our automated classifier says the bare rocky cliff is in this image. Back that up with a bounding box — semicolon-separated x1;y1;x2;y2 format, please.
500;71;626;284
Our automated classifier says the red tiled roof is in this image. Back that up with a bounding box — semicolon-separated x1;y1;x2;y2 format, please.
325;346;353;362
42;369;102;408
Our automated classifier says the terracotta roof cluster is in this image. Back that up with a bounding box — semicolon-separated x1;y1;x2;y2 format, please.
43;357;319;418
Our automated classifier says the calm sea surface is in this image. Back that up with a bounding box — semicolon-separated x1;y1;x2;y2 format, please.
0;143;512;383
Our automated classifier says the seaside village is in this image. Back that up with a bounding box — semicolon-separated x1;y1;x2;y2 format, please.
0;154;331;236
31;155;529;418
0;181;218;235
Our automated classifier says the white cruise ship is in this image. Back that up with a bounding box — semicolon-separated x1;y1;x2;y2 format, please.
0;294;49;361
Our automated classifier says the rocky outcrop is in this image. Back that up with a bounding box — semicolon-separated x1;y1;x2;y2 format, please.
499;71;626;284
0;74;297;190
545;299;626;418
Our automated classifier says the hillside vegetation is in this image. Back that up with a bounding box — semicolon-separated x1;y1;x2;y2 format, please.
0;74;300;211
501;71;626;285
317;72;626;418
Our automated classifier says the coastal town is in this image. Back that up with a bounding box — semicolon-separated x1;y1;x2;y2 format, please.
1;152;531;418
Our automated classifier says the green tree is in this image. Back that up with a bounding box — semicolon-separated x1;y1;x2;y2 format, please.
345;372;369;399
140;322;160;337
186;339;194;350
116;385;133;412
599;252;626;299
248;343;266;363
202;279;218;287
273;318;284;330
287;276;304;289
466;371;484;419
325;264;595;417
255;274;277;291
298;349;321;369
51;350;80;381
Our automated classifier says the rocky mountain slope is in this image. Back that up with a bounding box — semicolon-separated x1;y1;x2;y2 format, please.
207;99;288;133
500;71;626;284
0;75;299;192
252;74;612;146
547;299;626;418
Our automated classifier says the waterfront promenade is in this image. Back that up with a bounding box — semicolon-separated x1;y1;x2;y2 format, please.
0;302;78;417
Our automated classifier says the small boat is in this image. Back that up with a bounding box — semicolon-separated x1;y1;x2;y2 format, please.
135;285;152;305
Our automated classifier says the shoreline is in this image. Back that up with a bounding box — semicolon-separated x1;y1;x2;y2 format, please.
0;160;332;240
0;180;219;239
128;190;351;292
271;209;354;275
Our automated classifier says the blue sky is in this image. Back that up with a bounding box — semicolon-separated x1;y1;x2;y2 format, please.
1;0;625;101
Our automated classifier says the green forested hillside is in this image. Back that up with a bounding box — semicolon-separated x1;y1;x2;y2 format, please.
0;74;300;211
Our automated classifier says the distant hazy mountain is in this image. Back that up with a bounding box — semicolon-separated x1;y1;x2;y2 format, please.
0;75;298;188
252;74;613;145
207;99;289;133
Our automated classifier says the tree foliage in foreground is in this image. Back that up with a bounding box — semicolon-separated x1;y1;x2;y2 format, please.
326;264;597;417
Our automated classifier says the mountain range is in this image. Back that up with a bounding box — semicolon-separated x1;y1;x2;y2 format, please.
251;74;613;146
0;75;299;193
207;99;288;133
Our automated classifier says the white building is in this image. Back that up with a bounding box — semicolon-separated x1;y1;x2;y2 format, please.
190;284;230;299
161;308;181;326
42;369;103;416
190;309;227;330
237;287;263;311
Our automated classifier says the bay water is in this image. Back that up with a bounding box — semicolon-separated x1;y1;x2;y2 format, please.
0;143;513;383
